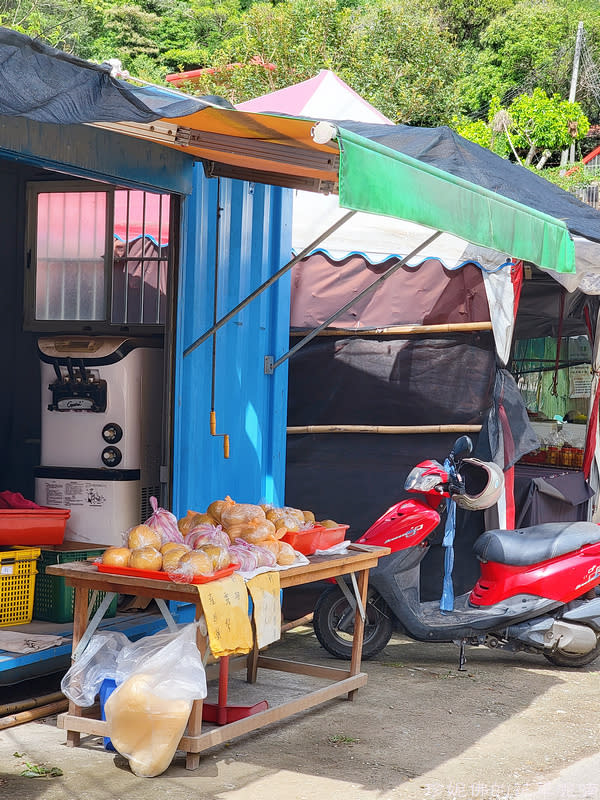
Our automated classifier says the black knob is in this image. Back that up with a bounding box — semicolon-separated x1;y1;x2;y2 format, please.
101;446;122;467
102;423;123;444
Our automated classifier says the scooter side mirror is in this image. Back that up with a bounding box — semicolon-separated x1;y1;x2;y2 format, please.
451;435;473;460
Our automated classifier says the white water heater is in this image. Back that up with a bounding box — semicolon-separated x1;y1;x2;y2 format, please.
34;336;163;546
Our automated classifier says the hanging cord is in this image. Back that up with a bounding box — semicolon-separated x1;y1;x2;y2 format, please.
209;179;230;458
551;289;566;397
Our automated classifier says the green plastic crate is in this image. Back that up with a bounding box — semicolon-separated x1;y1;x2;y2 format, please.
33;547;118;623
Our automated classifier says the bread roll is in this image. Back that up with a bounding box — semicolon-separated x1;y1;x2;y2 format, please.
102;547;131;567
198;544;231;571
161;541;190;555
161;547;188;572
127;524;162;551
178;550;212;575
129;546;162;571
277;541;296;565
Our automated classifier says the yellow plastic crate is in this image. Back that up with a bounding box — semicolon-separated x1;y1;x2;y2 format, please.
0;546;40;627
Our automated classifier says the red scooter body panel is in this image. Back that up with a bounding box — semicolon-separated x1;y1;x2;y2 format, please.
470;541;600;606
356;499;441;551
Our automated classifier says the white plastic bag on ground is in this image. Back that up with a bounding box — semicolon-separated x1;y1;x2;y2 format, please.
104;622;207;777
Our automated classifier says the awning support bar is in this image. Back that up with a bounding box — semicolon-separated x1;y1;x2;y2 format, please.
265;229;442;374
183;210;357;359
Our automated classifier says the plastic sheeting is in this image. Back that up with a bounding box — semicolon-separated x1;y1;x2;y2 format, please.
287;333;496;427
0;27;217;124
475;369;540;470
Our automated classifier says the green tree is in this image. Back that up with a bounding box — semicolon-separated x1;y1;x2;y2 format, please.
336;0;463;124
185;0;463;126
508;87;589;164
0;0;101;52
437;0;517;44
457;0;574;114
455;89;589;168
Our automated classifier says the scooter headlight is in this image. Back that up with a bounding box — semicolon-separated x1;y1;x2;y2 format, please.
404;466;444;492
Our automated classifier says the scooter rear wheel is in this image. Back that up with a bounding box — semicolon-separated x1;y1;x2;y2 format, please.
543;637;600;668
313;585;393;660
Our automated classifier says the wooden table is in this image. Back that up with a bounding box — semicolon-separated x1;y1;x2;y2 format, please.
47;544;389;769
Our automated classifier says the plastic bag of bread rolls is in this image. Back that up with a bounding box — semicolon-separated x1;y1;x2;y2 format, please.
226;517;276;544
220;499;266;530
143;496;184;544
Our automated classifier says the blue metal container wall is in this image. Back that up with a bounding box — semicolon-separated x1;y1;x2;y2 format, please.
0;115;195;194
172;167;292;515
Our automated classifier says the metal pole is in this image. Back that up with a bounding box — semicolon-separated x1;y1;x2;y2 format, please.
560;21;584;169
183;210;356;358
266;230;442;373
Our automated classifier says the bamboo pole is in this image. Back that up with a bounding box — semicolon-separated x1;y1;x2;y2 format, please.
287;424;483;435
0;691;64;717
290;322;493;337
0;699;69;731
281;613;314;633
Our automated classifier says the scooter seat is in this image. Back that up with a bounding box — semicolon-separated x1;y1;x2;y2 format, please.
473;521;600;566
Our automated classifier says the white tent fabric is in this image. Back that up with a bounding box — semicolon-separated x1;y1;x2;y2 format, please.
292;189;515;271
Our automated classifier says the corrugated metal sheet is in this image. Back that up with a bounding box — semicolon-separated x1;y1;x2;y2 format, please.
172;167;292;515
0;114;194;194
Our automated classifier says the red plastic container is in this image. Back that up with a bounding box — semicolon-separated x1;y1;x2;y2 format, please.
315;525;349;550
280;528;321;556
96;562;239;584
282;524;349;555
0;508;70;546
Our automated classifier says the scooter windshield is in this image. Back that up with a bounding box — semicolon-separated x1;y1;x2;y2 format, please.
404;462;446;493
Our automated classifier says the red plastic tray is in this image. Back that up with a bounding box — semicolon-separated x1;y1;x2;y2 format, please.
282;524;349;555
96;561;239;584
0;507;70;546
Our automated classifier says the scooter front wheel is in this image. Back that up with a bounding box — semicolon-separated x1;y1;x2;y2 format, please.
313;585;393;660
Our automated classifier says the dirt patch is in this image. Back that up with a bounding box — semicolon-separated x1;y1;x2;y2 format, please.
1;627;599;800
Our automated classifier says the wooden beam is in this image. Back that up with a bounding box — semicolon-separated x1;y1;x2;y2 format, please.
179;674;368;753
257;656;351;681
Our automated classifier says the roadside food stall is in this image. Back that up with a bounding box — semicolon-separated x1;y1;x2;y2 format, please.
1;27;600;775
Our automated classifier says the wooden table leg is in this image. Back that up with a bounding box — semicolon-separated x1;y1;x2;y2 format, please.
348;568;369;701
246;617;259;684
66;586;88;747
185;604;205;770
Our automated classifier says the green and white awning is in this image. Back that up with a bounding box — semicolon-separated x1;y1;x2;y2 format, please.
337;127;575;275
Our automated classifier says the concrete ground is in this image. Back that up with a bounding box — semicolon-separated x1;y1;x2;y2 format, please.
1;626;599;800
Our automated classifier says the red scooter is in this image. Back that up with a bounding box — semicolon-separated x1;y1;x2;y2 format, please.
313;436;600;668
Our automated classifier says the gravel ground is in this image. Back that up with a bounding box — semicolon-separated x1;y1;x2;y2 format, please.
1;626;599;800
